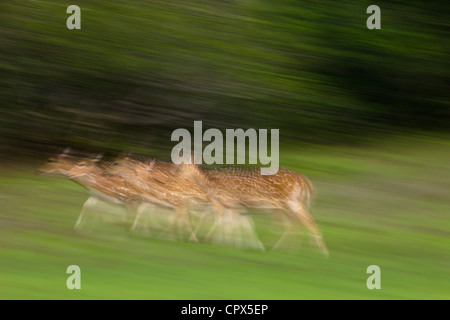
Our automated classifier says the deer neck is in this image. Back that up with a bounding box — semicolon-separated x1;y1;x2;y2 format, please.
70;169;113;192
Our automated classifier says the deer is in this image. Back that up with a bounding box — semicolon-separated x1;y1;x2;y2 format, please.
37;149;153;231
107;154;266;249
38;150;261;247
105;155;215;242
177;159;329;256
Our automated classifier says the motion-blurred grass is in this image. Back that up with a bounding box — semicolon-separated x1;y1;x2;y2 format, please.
0;134;449;299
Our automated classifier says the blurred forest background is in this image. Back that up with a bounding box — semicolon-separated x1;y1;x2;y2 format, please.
1;0;449;159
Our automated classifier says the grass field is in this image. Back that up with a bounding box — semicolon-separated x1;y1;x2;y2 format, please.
0;134;449;299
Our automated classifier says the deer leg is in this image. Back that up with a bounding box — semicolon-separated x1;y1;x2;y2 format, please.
74;196;99;231
141;204;153;235
171;207;199;242
205;200;227;242
185;209;199;243
221;209;239;246
229;210;244;248
191;209;209;238
164;208;180;241
239;213;265;251
131;203;152;235
272;214;294;250
124;203;138;225
287;201;329;256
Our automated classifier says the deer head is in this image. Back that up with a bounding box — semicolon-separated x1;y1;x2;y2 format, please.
37;149;82;177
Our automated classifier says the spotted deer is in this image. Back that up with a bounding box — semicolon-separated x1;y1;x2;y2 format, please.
106;155;214;242
38;151;260;246
108;155;267;248
37;150;150;230
178;161;328;256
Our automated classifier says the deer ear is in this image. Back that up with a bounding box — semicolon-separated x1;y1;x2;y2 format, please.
87;153;102;162
93;153;103;162
117;152;130;160
145;160;155;171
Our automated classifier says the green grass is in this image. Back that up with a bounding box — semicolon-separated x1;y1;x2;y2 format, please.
0;134;449;299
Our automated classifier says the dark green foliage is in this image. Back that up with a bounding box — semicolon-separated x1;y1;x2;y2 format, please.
0;1;449;157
